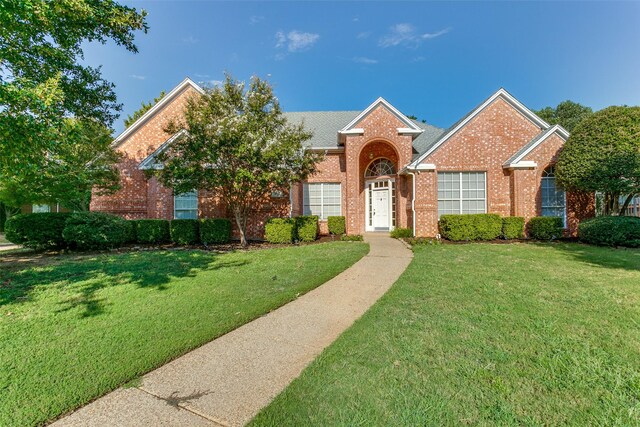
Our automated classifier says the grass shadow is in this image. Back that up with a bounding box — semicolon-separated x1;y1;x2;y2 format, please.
533;242;640;272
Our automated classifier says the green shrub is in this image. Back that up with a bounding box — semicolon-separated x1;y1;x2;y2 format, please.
133;219;170;244
62;212;130;250
200;218;232;244
170;219;200;245
527;217;564;240
123;220;136;244
579;216;640;247
294;215;319;242
407;237;441;246
340;234;363;242
502;217;525;239
327;216;346;235
265;218;295;244
5;212;72;249
390;227;413;239
439;214;502;241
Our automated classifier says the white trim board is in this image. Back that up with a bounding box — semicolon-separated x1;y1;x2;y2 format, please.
409;88;552;168
112;77;204;148
340;97;424;135
502;125;569;168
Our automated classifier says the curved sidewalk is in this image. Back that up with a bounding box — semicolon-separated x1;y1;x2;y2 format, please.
53;233;412;427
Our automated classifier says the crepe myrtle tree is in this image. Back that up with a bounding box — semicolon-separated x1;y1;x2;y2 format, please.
556;106;640;215
155;74;320;247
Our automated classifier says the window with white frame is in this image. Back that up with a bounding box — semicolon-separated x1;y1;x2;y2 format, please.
303;183;341;220
437;172;486;216
541;166;566;223
32;204;50;213
174;191;198;219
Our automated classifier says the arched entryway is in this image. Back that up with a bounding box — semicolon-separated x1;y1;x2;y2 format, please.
363;157;397;231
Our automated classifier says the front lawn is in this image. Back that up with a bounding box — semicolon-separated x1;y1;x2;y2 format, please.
0;242;368;427
252;243;640;426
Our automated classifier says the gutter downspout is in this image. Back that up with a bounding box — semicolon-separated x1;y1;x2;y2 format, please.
407;169;417;237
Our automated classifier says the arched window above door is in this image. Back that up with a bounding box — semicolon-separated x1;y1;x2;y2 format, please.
365;158;395;178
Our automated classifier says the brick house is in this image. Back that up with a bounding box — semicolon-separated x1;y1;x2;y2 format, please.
91;77;594;238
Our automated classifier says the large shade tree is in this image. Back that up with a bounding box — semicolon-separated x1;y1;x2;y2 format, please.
155;74;319;246
536;100;593;133
556;106;640;215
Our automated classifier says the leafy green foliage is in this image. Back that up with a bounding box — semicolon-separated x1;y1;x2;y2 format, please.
439;214;502;241
527;217;564;240
124;90;166;128
5;213;71;249
132;219;170;244
535;100;593;133
0;0;147;183
502;217;525;239
170;219;200;245
579;216;640;247
340;234;364;241
556;106;640;215
200;218;232;244
62;212;131;250
390;227;413;238
327;216;346;235
154;73;319;246
294;215;319;242
265;218;295;244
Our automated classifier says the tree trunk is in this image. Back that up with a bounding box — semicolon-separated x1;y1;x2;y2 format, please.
233;207;248;247
619;194;636;216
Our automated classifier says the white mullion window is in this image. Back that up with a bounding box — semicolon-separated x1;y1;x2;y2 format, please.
541;166;566;226
303;183;341;220
174;190;198;219
438;172;487;217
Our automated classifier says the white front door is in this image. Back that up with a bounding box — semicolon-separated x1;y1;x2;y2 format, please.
372;189;389;229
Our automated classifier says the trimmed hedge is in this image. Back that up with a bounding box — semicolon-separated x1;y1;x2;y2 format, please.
390;227;413;239
341;234;364;241
502;217;525;239
5;212;72;249
327;216;346;235
295;215;319;242
62;212;131;250
200;218;232;244
133;219;170;244
265;218;295;243
170;219;200;245
439;214;502;241
579;216;640;247
527;217;564;240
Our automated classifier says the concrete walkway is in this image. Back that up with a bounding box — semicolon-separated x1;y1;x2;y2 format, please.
52;234;412;427
0;244;20;252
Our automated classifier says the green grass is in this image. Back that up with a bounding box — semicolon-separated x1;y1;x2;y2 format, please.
0;242;368;427
252;243;640;426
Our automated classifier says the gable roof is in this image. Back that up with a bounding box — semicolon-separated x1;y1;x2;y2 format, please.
112;77;204;147
138;129;187;170
409;88;552;167
503;124;569;167
339;97;424;135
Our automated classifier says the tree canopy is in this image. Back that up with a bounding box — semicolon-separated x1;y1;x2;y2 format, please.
535;100;593;133
124;90;166;128
556;106;640;215
155;74;319;246
0;0;147;179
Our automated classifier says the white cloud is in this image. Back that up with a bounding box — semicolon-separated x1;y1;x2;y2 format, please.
194;73;211;78
357;31;371;39
250;15;264;24
182;35;199;44
411;56;426;63
379;23;450;48
353;56;378;64
275;30;320;53
130;74;146;80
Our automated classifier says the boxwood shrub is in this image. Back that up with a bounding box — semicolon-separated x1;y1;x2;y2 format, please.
200;218;232;244
170;219;200;245
5;212;72;249
390;227;413;238
265;218;295;243
439;214;502;241
341;234;363;241
527;217;564;240
62;212;130;250
133;219;170;244
294;215;319;242
327;216;346;235
579;216;640;247
502;216;525;239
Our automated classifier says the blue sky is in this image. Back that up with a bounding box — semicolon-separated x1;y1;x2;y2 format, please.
83;1;640;133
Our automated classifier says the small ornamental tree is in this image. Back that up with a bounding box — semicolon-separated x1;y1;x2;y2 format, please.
155;74;319;247
556;106;640;216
